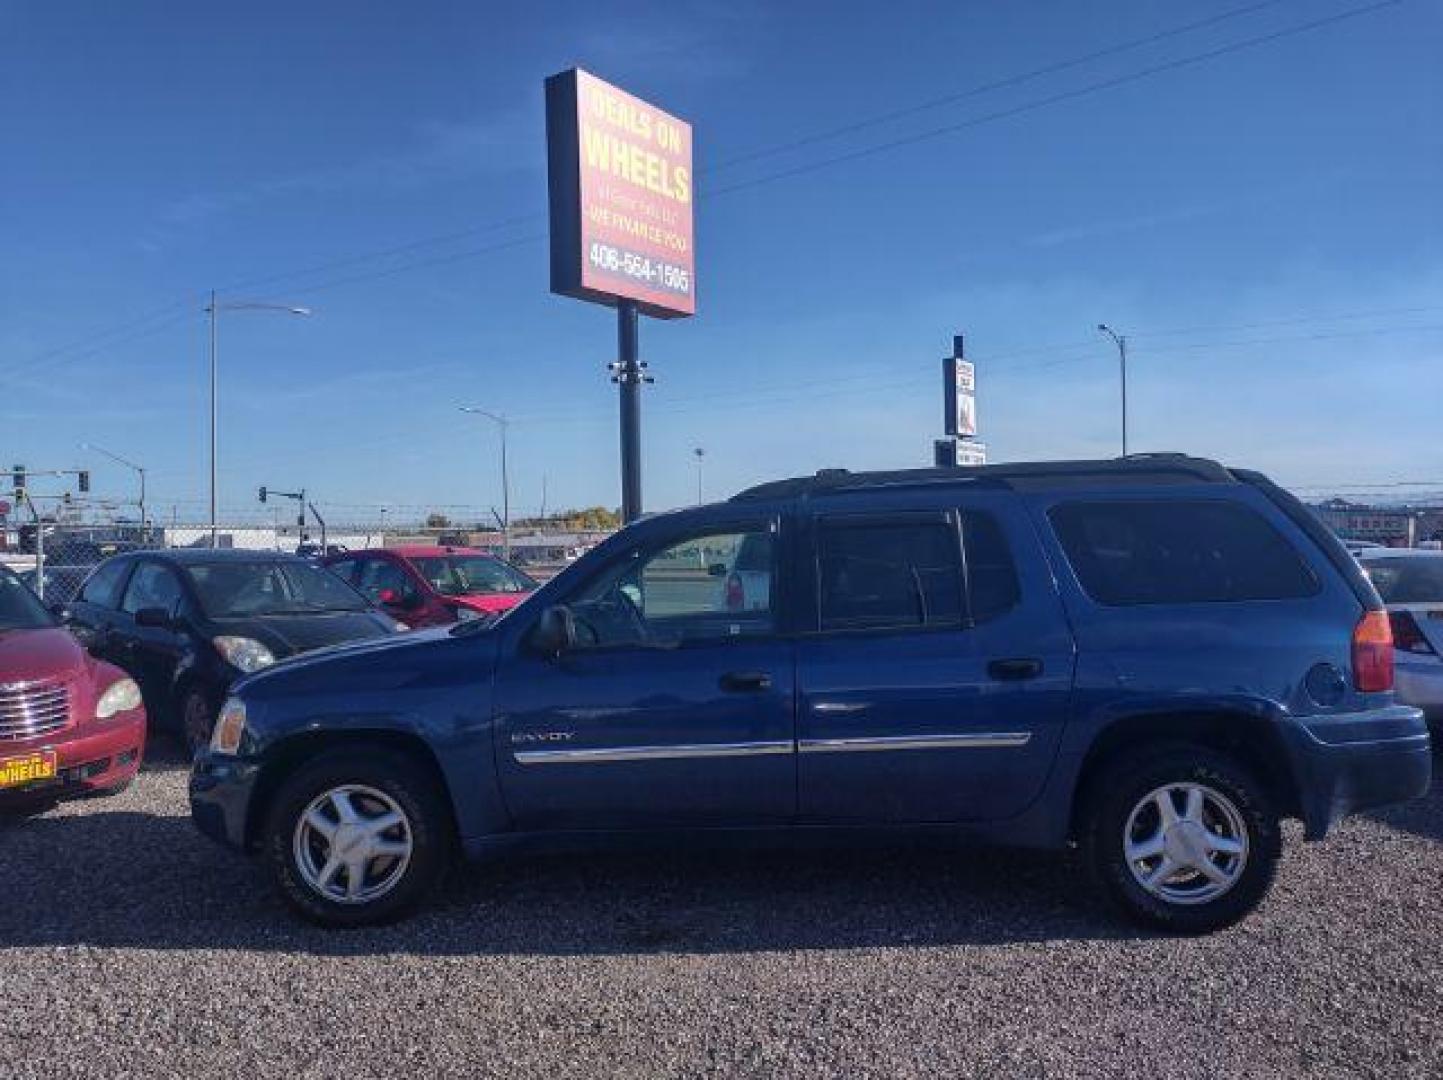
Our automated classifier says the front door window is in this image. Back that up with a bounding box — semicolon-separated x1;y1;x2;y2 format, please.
569;528;775;649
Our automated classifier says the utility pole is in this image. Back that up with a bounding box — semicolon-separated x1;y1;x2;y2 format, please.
1097;323;1129;457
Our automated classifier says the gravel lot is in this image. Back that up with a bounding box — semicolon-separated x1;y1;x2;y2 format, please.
2;741;1439;1079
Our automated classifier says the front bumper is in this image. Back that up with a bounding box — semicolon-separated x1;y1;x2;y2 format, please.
0;710;146;806
1283;704;1433;840
189;753;263;851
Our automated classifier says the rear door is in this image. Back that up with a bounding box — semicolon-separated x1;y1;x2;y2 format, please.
796;490;1074;823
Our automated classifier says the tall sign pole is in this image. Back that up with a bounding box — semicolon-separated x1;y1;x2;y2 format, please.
546;68;695;524
936;334;986;467
616;299;644;522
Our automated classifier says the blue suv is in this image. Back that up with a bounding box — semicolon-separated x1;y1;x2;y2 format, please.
190;457;1432;932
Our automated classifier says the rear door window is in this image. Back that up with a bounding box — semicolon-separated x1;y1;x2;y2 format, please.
1050;499;1319;605
961;511;1020;622
817;516;963;631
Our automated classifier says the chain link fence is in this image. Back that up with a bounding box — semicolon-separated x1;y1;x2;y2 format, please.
0;520;609;603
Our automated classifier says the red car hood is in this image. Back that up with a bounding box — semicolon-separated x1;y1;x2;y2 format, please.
0;627;90;684
451;591;533;615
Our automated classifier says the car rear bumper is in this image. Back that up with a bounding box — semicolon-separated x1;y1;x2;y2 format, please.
189;754;262;851
1395;662;1443;732
1283;704;1433;840
0;710;146;806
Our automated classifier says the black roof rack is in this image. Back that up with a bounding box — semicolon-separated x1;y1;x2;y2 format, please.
731;454;1235;502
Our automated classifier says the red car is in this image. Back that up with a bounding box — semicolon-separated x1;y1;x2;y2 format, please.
323;546;538;628
0;565;146;812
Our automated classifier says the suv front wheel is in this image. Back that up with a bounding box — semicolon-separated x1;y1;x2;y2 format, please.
264;747;452;928
1082;745;1280;934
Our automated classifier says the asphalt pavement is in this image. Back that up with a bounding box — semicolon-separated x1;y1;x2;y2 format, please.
1;740;1439;1079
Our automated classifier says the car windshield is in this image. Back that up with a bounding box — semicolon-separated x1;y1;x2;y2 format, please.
0;569;55;631
186;560;371;617
412;555;536;597
1362;557;1443;604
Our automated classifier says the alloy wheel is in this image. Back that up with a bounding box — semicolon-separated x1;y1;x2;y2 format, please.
1122;781;1249;906
292;784;414;905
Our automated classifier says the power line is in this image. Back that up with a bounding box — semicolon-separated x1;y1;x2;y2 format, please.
258;0;1405;301
706;0;1297;174
10;0;1405;370
705;0;1405;199
220;2;1301;300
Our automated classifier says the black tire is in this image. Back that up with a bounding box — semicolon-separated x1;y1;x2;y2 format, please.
1081;744;1280;934
264;746;453;928
179;687;217;760
0;796;59;822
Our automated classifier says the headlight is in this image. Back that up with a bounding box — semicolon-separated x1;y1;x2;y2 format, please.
95;677;142;720
453;606;482;622
212;636;276;673
390;617;410;632
211;697;246;755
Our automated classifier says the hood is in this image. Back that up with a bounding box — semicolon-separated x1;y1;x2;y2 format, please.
235;624;488;700
210;610;394;659
451;590;533;615
0;627;90;684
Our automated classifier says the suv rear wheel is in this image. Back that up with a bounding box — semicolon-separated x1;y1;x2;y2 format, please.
1082;745;1280;933
264;747;452;928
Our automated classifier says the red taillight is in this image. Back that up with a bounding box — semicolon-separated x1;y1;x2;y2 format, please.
1352;610;1395;692
725;573;744;611
1388;610;1438;656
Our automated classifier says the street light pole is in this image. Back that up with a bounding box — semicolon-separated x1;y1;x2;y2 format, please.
203;293;312;548
1097;323;1129;457
693;447;705;504
459;407;511;563
80;443;147;532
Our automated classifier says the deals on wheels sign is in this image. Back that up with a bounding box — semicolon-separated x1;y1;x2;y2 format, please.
545;68;695;318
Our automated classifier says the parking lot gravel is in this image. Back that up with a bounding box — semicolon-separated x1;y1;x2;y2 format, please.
2;741;1439;1079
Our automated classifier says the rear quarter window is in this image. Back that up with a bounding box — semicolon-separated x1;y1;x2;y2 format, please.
1049;499;1319;606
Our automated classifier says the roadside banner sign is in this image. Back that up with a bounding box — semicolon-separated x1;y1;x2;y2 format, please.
545;68;695;318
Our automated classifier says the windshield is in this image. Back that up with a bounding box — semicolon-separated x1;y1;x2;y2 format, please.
1363;557;1443;605
412;555;536;597
0;569;55;631
186;561;371;617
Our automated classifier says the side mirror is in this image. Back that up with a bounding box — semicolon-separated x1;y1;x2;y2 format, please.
707;563;728;578
134;607;172;630
529;605;577;657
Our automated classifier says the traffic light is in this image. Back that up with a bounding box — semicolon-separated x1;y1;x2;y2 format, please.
258;486;268;503
77;470;90;493
12;465;24;491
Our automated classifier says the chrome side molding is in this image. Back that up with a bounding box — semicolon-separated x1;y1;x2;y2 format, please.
799;732;1032;753
514;740;793;765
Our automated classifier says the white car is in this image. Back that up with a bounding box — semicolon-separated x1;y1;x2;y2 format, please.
717;532;771;612
1358;548;1443;735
